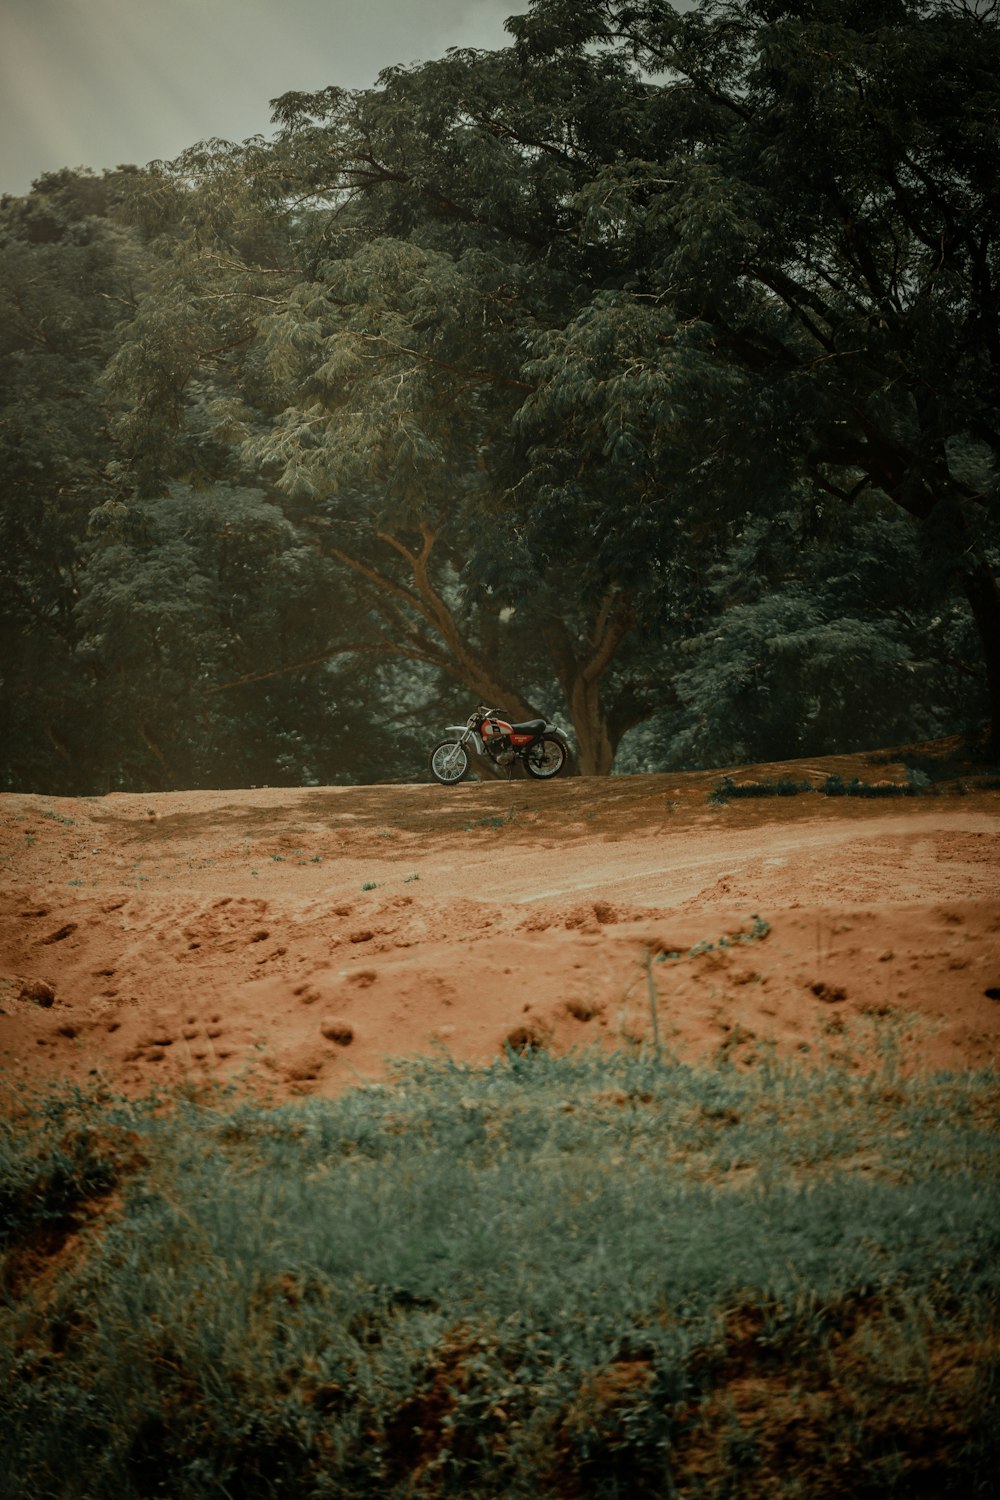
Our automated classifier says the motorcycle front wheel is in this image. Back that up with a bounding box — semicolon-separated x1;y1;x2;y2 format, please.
523;735;567;779
430;740;471;785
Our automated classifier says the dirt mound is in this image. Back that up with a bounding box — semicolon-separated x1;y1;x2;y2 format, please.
2;748;998;1099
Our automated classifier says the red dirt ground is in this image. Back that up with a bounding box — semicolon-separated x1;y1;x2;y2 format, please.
2;750;998;1100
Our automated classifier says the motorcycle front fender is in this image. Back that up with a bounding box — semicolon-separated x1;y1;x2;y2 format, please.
444;726;486;756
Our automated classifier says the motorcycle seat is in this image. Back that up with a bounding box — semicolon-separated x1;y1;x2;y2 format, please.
510;718;547;734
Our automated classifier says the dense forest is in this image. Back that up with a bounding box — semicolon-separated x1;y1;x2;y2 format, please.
2;0;997;792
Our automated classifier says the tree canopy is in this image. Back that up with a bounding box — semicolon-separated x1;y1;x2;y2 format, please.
2;1;997;791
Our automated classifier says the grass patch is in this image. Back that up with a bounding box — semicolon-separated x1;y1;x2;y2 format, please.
1;1053;998;1498
710;769;935;804
465;805;519;832
823;769;932;798
709;776;812;804
0;1087;142;1301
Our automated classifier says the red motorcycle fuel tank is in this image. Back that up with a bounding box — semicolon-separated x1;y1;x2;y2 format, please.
480;717;513;739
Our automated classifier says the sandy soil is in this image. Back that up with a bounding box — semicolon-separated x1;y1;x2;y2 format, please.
2;750;998;1101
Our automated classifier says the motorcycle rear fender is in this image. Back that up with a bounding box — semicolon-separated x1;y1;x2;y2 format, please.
544;725;572;753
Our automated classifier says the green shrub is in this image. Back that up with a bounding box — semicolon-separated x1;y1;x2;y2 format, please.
0;1085;137;1253
2;1054;998;1497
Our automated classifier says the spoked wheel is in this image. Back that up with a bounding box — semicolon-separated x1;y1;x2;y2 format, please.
523;735;567;779
430;739;471;785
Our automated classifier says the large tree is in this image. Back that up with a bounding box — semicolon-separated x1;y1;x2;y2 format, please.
107;42;718;773
0;172;434;793
0;169;149;789
105;0;998;775
505;0;1000;744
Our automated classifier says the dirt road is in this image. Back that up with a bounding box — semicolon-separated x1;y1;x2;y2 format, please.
2;753;998;1098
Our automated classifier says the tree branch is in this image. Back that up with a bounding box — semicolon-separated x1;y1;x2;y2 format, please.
582;587;634;685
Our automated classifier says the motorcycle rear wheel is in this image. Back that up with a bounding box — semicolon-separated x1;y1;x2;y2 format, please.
523;735;567;779
430;739;471;785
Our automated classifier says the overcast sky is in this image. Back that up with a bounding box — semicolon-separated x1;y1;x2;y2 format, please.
1;0;528;197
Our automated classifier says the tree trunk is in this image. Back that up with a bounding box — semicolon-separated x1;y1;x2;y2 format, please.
568;676;617;776
543;590;636;775
960;558;1000;753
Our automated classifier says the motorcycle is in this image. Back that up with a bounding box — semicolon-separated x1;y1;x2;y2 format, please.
429;705;572;785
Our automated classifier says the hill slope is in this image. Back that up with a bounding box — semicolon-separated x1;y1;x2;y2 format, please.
2;750;998;1098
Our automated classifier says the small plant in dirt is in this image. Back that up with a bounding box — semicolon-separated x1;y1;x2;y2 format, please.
465;804;519;832
656;915;771;963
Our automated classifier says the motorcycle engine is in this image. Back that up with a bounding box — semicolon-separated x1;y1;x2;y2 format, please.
489;738;516;767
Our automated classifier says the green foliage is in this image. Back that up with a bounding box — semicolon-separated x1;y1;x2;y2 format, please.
4;2;1000;789
619;499;990;772
0;1084;135;1253
0;171;150;792
2;463;436;791
510;0;1000;738
1;1053;998;1497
